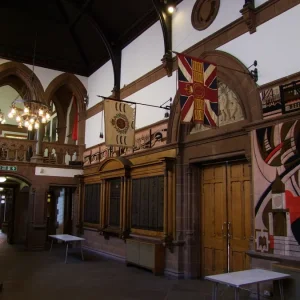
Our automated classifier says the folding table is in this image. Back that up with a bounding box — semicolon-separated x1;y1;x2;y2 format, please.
49;234;85;263
205;269;290;300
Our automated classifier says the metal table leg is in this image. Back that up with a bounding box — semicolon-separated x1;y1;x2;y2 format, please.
279;280;284;300
65;242;69;264
50;239;53;252
257;283;260;300
212;282;218;300
235;287;240;300
80;241;84;261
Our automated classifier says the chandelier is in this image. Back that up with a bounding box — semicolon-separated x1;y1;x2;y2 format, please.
8;98;51;131
7;33;51;131
0;109;5;124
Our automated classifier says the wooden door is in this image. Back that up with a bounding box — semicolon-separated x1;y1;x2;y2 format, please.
227;162;251;272
201;161;251;276
202;164;228;275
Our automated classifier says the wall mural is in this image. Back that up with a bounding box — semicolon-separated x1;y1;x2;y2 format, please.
253;120;300;256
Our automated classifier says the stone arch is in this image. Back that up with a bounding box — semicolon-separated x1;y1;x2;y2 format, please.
167;50;262;143
1;173;32;186
44;73;87;145
0;62;45;103
45;73;87;112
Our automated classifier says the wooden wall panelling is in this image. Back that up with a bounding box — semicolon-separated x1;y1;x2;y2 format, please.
164;167;168;237
120;177;124;231
100;179;105;229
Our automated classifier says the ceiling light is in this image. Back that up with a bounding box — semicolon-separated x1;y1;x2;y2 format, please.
1;200;5;204
0;187;3;191
167;5;175;13
0;177;6;183
1;195;5;199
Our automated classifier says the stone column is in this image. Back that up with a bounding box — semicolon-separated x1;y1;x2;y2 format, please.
30;124;45;163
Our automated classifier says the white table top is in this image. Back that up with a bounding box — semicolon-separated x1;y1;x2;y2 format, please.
205;269;290;287
48;234;85;242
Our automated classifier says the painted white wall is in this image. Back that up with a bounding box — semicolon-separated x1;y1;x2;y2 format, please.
35;166;83;177
173;0;242;53
0;86;19;125
124;73;177;129
0;59;88;92
256;0;269;7
218;4;300;85
87;60;114;108
85;73;176;148
121;22;164;87
85;112;104;148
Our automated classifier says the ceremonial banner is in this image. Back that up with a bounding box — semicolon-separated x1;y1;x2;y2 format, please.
177;54;218;127
104;100;135;147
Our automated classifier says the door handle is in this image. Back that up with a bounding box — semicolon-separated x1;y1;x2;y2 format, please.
227;222;232;239
222;222;227;238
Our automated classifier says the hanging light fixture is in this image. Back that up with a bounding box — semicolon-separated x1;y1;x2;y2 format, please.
7;33;51;131
0;177;6;183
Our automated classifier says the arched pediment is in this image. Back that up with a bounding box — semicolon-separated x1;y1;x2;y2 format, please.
0;61;45;104
45;73;87;112
167;50;262;143
99;157;132;174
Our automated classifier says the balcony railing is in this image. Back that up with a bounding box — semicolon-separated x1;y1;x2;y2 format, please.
0;137;36;162
0;137;82;167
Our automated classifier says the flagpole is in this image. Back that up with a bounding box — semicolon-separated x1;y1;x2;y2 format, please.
97;96;172;110
170;50;254;76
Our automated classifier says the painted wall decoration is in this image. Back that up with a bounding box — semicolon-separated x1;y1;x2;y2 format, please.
261;80;300;119
253;120;300;256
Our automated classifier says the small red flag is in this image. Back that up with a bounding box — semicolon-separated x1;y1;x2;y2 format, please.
72;96;78;141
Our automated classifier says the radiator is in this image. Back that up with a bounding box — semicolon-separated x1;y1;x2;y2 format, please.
126;238;165;275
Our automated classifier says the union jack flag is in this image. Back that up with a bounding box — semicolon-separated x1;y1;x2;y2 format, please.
177;54;218;127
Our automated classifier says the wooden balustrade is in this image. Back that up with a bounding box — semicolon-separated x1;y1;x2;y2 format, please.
42;142;83;166
0;137;82;167
0;137;36;162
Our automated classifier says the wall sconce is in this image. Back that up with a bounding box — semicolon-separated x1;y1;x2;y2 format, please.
83;94;89;106
164;0;176;14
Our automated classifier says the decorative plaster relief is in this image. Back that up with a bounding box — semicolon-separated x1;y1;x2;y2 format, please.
191;0;220;31
190;81;244;133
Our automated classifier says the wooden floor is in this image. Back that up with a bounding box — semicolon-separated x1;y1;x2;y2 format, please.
0;233;257;300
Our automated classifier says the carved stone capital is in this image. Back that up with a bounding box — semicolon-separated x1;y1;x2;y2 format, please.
240;1;256;34
161;52;173;77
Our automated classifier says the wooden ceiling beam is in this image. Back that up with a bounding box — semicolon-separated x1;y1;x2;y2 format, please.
56;0;90;69
152;0;173;77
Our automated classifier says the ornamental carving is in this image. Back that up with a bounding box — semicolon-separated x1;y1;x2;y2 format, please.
190;81;244;133
191;0;220;31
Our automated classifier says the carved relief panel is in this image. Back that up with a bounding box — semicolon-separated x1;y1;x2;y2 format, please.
191;0;220;31
191;81;244;133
